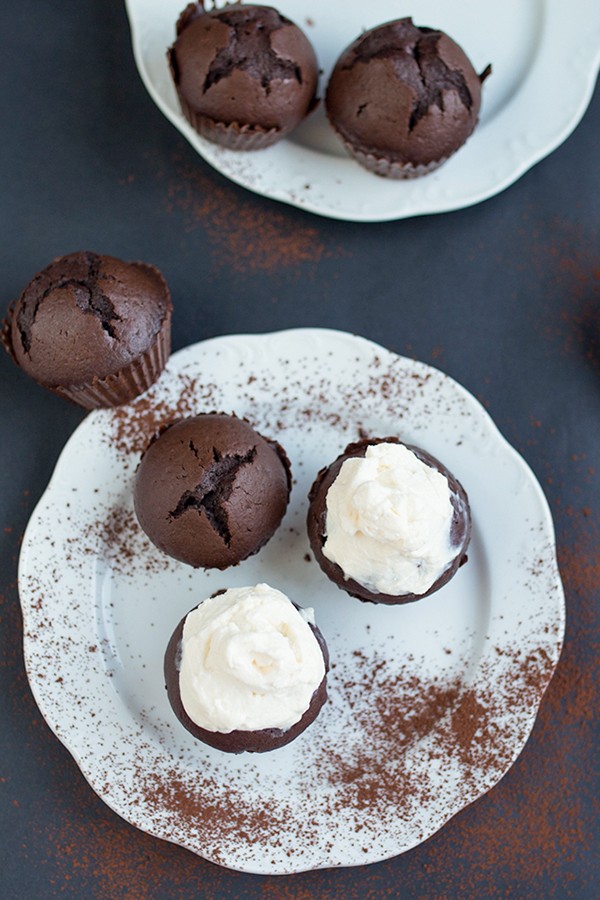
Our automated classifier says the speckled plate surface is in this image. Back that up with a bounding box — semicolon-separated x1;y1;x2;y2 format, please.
19;329;564;873
125;0;600;221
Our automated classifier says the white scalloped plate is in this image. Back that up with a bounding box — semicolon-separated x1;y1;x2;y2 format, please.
19;329;564;873
125;0;600;221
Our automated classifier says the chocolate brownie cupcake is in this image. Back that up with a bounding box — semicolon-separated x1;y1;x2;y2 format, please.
134;413;291;569
325;18;491;178
307;437;471;604
165;584;329;752
3;251;172;408
168;2;319;150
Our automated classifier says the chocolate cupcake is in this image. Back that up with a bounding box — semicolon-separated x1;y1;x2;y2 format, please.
307;437;471;604
134;413;291;569
168;2;319;150
165;584;329;752
3;251;172;409
325;18;490;178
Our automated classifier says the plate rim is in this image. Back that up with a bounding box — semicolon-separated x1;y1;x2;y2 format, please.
124;0;600;221
18;328;566;873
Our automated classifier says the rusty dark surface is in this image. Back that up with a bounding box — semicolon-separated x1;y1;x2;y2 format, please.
0;2;598;897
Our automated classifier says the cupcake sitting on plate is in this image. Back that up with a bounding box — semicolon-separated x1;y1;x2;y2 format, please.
168;1;319;150
325;17;491;178
307;437;471;604
164;584;329;752
134;413;292;569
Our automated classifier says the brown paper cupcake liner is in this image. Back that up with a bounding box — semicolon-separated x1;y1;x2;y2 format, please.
340;135;448;179
4;259;173;410
177;93;284;151
51;307;172;410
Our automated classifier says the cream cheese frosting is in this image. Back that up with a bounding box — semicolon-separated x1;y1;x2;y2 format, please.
322;442;457;596
179;584;325;733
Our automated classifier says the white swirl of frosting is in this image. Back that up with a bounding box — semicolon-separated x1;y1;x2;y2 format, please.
179;584;325;733
323;442;457;596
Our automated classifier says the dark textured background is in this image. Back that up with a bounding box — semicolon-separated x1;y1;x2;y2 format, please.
1;2;598;897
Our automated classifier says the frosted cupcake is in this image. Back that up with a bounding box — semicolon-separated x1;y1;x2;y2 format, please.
164;584;329;752
307;437;471;604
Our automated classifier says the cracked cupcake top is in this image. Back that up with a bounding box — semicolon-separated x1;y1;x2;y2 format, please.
325;17;490;168
6;251;171;387
134;414;291;569
168;444;258;547
196;6;302;94
168;2;318;136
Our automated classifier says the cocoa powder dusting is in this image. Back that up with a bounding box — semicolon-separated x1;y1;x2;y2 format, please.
25;539;592;899
523;215;600;371
110;371;217;457
163;151;345;274
406;504;597;895
80;504;169;576
10;340;597;895
137;769;294;861
108;352;434;459
109;639;559;880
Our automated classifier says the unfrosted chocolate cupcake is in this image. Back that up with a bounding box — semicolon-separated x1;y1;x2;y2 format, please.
134;413;291;569
2;251;172;408
325;18;490;178
168;2;319;150
164;584;329;753
307;437;471;604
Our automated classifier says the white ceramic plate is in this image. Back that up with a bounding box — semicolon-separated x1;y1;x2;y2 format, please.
19;329;564;874
125;0;600;221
